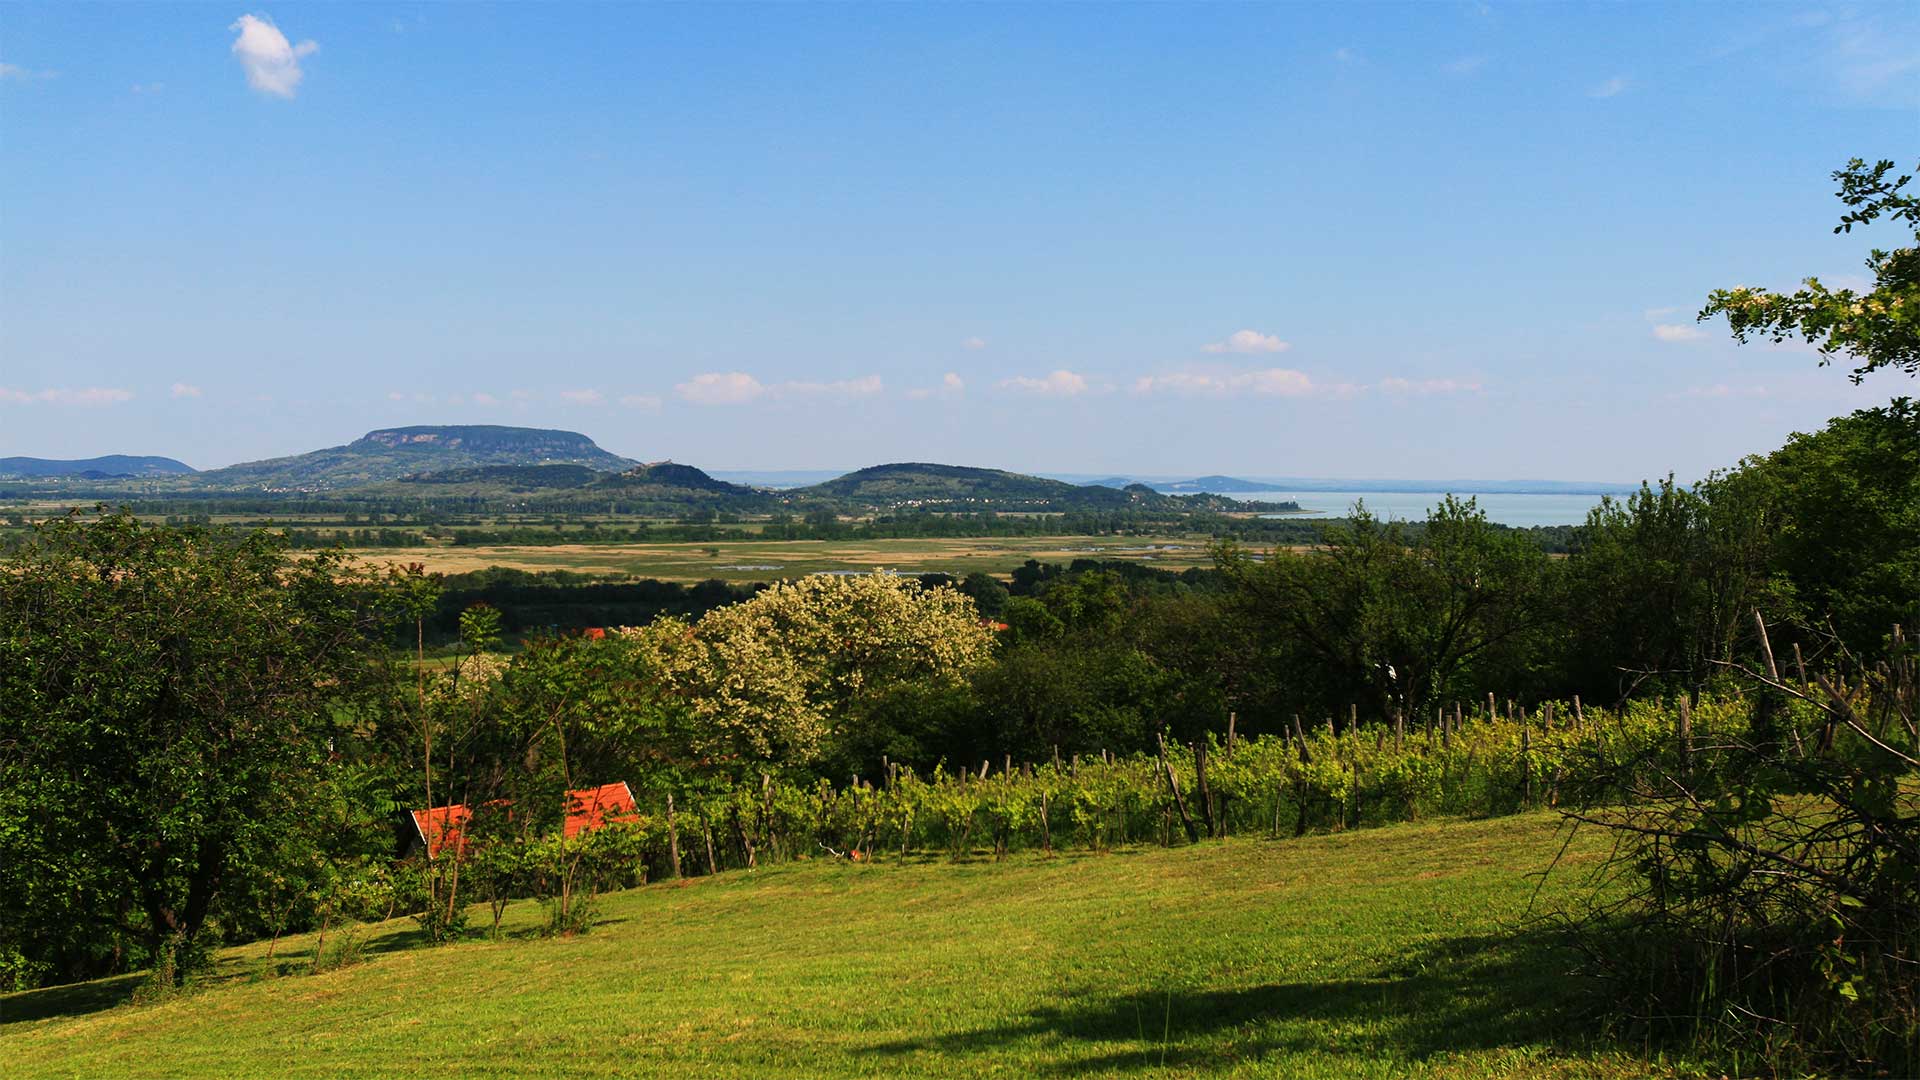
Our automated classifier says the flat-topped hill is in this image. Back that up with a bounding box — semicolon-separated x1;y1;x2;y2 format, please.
193;426;638;491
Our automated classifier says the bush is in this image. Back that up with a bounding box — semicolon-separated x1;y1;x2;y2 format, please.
1560;627;1919;1074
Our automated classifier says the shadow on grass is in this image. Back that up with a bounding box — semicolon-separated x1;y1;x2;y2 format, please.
0;973;144;1026
861;931;1603;1074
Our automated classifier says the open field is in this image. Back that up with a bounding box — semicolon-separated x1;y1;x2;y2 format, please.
0;812;1675;1079
346;535;1221;580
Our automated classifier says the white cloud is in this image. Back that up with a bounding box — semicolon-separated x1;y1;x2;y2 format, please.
999;370;1092;397
1443;55;1488;76
783;375;884;398
171;382;203;398
1;386;134;406
907;372;966;400
1376;376;1484;395
1132;367;1318;397
618;393;663;410
677;372;765;405
1202;329;1290;355
559;389;605;406
1652;323;1708;343
1589;75;1629;98
472;392;500;407
963;336;987;350
229;14;317;99
0;62;57;81
675;371;882;405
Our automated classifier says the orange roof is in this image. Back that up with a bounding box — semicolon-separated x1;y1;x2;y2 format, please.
410;803;474;860
565;782;638;838
408;782;638;857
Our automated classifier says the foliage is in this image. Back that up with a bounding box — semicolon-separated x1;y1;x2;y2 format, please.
0;510;390;986
620;573;996;766
1701;157;1919;382
1221;497;1557;721
1561;627;1919;1074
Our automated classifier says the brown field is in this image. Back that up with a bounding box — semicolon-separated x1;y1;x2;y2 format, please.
346;535;1220;581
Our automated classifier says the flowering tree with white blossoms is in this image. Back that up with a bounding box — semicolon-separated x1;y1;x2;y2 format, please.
619;573;996;766
1701;157;1917;382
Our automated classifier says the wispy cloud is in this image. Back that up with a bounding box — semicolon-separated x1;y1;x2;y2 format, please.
907;372;966;400
962;336;987;350
230;14;317;99
1443;55;1488;76
1000;370;1093;397
1589;75;1630;98
678;372;764;405
1;386;134;406
558;389;605;406
1133;367;1318;397
472;392;500;407
1652;323;1708;343
1376;376;1483;395
675;372;883;405
171;382;203;399
1202;329;1290;355
1332;47;1357;63
131;82;166;96
0;62;57;82
618;393;662;410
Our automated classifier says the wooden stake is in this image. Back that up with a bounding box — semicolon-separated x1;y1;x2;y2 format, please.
666;792;682;879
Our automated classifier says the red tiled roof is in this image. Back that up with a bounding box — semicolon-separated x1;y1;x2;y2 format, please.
410;803;474;860
408;782;639;857
565;782;638;838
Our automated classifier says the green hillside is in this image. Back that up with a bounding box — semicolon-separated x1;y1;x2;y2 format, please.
0;813;1664;1079
191;426;638;491
0;455;196;479
796;462;1272;513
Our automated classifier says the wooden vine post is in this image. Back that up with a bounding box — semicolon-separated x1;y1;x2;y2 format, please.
666;792;683;879
1155;731;1202;843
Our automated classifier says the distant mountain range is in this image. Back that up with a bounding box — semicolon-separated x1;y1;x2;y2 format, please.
4;425;1629;512
192;425;638;491
0;455;197;479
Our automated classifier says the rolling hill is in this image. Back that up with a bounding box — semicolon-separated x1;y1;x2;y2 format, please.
795;462;1291;513
796;462;1162;510
0;455;196;479
191;426;638;491
0;813;1646;1078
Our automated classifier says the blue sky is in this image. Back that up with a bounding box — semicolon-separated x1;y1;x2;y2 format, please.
1;3;1913;480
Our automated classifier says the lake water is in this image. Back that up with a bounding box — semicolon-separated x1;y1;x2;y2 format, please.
1255;490;1614;528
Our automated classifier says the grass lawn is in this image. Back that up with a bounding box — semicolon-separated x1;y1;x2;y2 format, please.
0;812;1681;1079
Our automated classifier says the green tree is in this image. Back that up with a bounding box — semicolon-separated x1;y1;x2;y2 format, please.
1701;157;1918;381
0;512;388;986
1223;498;1555;722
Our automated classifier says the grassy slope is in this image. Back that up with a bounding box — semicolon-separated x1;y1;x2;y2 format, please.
1;813;1672;1079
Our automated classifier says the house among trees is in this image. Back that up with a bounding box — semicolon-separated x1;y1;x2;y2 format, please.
398;782;639;859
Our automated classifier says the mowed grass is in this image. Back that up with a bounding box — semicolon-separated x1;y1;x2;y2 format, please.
1;813;1674;1079
348;535;1216;581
